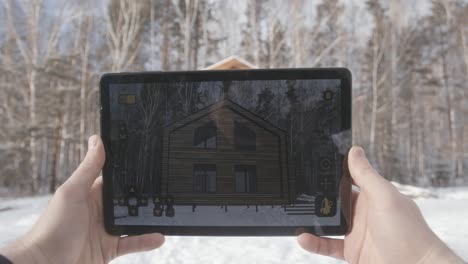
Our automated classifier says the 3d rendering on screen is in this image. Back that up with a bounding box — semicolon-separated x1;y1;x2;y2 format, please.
108;78;347;226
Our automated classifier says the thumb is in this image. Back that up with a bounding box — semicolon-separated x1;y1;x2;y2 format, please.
116;233;165;258
61;135;105;197
348;146;390;195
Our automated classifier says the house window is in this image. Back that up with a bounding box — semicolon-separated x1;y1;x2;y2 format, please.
193;164;217;192
235;165;257;193
194;121;217;149
234;121;256;150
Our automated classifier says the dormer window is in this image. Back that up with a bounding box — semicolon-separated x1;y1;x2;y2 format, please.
234;121;256;150
194;121;217;149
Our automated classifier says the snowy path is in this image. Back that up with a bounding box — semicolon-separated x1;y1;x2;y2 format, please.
0;188;467;264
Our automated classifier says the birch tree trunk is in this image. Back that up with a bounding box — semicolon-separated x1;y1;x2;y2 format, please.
162;0;170;70
251;1;260;67
172;0;199;70
369;30;380;162
80;11;93;160
438;17;457;179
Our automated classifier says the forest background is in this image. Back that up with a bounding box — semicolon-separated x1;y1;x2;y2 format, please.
1;0;467;195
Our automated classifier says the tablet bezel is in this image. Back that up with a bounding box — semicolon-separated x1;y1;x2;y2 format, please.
100;68;352;236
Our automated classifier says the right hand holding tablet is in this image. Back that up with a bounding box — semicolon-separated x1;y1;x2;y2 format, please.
298;147;465;264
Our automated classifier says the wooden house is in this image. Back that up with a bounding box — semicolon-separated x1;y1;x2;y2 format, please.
161;99;293;205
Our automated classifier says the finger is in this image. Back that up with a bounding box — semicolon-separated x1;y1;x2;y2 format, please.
297;233;344;259
62;135;105;197
347;146;389;195
117;233;165;257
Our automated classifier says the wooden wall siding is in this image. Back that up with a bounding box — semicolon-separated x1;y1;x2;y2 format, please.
162;100;292;204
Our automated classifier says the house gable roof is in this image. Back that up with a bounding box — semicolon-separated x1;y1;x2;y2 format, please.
203;56;256;70
164;99;286;137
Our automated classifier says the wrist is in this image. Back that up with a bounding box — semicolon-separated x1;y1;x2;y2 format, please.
418;239;465;264
0;236;49;264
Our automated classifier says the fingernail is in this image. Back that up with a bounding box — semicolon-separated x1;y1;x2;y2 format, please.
88;136;98;149
353;146;366;158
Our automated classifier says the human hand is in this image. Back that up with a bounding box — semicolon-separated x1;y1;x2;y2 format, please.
0;135;165;264
297;147;464;264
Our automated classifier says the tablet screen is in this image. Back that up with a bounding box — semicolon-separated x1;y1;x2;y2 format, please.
101;69;351;235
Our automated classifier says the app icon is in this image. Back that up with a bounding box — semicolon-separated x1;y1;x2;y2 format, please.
153;195;163;204
128;205;139;216
319;157;333;171
138;197;148;206
153;205;163;217
118;94;136;105
117;197;127;206
315;195;336;217
165;205;175;217
323;90;333;101
318;176;335;192
128;197;138;206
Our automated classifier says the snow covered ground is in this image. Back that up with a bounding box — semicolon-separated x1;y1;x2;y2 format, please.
1;185;467;264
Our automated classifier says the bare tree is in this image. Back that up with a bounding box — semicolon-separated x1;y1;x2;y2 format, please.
136;86;161;193
308;0;345;67
79;6;94;160
266;19;290;68
171;0;200;70
106;0;145;72
3;0;74;193
289;0;307;67
241;0;266;67
365;0;389;168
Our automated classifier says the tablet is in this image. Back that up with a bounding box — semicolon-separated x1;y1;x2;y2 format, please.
100;68;352;236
